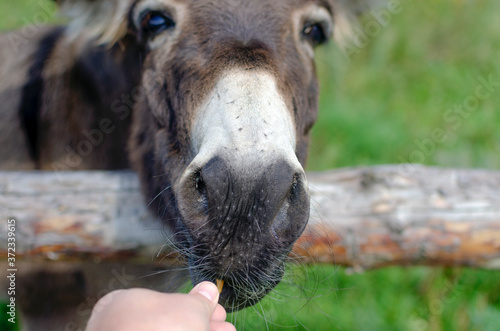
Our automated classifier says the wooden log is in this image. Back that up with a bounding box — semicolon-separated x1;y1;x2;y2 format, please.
299;165;500;269
1;165;499;269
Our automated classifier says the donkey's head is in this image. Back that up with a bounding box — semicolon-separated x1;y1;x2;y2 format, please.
63;0;360;310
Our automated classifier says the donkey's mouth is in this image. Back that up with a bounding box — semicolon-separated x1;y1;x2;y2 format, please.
218;277;279;312
188;253;287;312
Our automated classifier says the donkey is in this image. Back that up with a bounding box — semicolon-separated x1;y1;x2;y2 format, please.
0;0;371;315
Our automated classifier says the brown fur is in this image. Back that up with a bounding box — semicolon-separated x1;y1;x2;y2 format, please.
0;28;143;170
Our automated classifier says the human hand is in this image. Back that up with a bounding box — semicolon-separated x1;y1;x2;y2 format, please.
86;281;236;331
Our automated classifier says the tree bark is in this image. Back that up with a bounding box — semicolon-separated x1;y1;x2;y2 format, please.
1;165;499;269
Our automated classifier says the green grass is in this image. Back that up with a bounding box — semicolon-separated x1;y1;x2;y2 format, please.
309;0;500;170
0;0;56;31
1;0;499;330
0;302;18;331
228;266;500;331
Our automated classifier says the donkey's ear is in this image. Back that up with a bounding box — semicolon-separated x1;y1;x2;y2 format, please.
58;0;133;45
329;0;383;43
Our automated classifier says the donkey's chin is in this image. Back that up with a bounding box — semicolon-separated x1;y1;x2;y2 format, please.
188;250;288;312
218;270;284;312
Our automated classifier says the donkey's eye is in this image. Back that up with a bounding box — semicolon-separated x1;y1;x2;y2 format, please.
302;23;327;46
141;12;175;36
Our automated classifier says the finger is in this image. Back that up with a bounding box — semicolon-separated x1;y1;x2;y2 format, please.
86;290;126;328
211;304;227;322
189;281;220;317
210;321;237;331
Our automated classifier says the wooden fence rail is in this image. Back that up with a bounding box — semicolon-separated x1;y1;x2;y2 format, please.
1;165;500;270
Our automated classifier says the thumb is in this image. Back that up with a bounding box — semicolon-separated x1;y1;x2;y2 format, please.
189;281;220;316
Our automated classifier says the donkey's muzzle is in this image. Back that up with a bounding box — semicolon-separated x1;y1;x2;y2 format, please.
201;156;307;234
177;154;310;309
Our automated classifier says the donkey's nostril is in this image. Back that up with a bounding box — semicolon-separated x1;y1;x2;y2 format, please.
178;169;210;221
199;156;231;208
194;170;205;194
290;173;300;198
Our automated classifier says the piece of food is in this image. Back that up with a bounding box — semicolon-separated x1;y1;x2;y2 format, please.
216;279;224;294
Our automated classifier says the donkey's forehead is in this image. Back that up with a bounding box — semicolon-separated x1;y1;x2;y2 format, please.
185;0;332;16
136;0;332;11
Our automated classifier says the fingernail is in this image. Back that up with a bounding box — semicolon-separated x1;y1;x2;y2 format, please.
195;282;219;303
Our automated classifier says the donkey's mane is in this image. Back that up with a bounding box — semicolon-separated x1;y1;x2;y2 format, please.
60;0;134;44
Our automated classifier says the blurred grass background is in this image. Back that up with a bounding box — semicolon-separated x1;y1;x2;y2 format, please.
1;0;499;330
